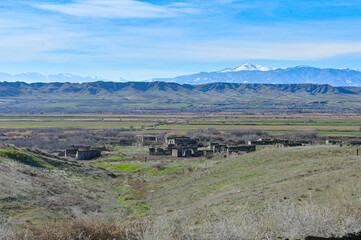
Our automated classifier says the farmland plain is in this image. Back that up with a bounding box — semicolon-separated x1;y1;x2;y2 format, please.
0;114;360;136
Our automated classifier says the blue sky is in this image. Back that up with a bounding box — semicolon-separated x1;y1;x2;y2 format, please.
1;0;361;80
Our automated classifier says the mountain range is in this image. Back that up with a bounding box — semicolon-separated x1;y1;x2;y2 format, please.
1;64;361;87
152;64;361;86
0;81;360;98
0;72;124;83
0;81;360;114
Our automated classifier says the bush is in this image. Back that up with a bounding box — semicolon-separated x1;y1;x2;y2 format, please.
0;218;15;240
228;129;268;141
16;217;134;240
4;203;361;240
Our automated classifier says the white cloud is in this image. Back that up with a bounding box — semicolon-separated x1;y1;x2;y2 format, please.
150;42;361;61
35;0;190;18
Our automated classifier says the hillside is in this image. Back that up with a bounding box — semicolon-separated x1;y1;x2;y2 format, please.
0;81;360;114
1;81;360;97
145;145;361;238
3;145;360;239
153;64;361;86
0;146;122;225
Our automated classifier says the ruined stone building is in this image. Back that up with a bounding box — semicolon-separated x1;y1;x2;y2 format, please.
118;139;134;146
171;147;202;158
149;147;172;156
139;135;165;146
226;145;256;154
210;142;256;155
65;146;101;160
166;136;197;146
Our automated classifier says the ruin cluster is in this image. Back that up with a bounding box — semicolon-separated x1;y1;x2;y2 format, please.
58;134;361;161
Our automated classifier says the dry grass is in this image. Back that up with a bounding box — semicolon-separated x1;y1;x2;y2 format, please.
0;218;15;240
2;202;360;240
2;144;361;239
196;202;361;239
4;130;32;137
12;217;133;240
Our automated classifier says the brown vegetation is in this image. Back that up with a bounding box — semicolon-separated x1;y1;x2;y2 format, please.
2;202;360;240
12;217;131;240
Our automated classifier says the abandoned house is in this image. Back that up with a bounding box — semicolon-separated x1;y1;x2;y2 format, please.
226;145;256;154
76;149;101;160
149;147;172;156
275;141;304;148
148;135;259;158
139;135;165;145
210;142;256;155
65;148;78;158
349;141;361;146
210;143;228;153
118;139;134;146
166;136;197;146
65;147;101;160
171;147;204;158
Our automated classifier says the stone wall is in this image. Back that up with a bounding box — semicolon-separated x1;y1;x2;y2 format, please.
76;149;101;160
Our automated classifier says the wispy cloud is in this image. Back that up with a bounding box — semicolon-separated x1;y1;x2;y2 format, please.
35;0;193;18
1;0;361;79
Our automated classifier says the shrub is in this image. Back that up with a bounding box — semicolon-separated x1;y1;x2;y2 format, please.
0;218;15;240
4;203;361;240
16;217;134;240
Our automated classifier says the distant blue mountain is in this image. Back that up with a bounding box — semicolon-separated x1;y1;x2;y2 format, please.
0;72;126;83
151;64;361;86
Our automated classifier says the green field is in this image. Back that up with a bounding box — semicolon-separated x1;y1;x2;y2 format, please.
0;114;360;136
0;120;155;129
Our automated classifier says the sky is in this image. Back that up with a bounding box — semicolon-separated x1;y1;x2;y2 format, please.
1;0;361;81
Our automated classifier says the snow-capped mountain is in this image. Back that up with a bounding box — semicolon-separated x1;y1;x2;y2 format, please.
0;72;126;83
151;64;361;86
220;64;271;72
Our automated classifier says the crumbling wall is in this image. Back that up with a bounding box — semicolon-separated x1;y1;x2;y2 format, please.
76;149;101;160
65;149;77;158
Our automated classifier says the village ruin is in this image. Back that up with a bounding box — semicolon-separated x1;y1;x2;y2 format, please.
65;146;103;160
52;133;361;161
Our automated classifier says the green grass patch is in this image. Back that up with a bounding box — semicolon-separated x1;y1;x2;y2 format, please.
0;150;47;168
96;162;147;173
123;103;189;108
116;186;150;216
102;153;125;162
147;164;184;175
44;103;78;108
318;131;361;136
0;121;152;129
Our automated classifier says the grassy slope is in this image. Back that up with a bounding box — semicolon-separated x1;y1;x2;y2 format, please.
1;82;361;114
0;148;122;225
85;145;361;221
146;146;361;219
1;145;361;238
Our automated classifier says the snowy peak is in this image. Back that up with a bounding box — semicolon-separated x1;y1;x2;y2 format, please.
151;64;361;86
220;63;271;72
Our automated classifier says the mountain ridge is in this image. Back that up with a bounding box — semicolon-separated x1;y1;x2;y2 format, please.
2;64;361;86
0;81;360;97
0;81;360;114
151;64;361;86
0;72;125;83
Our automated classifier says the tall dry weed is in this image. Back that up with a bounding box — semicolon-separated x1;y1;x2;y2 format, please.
4;202;361;240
